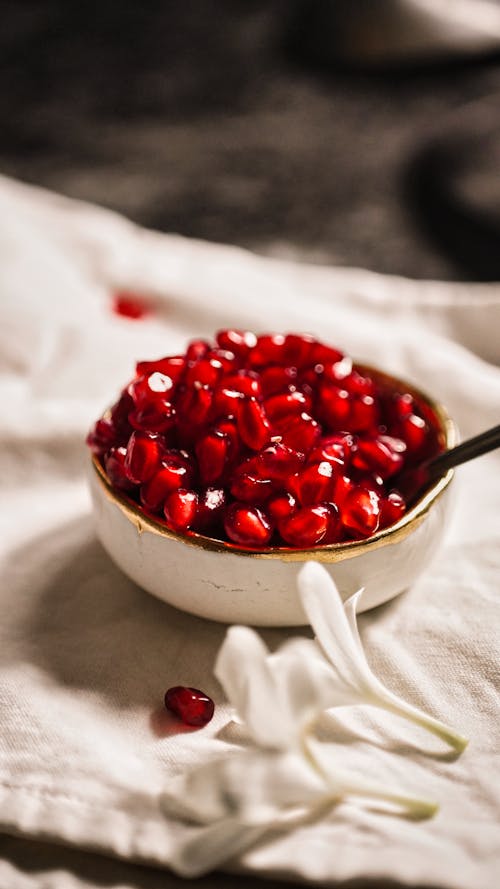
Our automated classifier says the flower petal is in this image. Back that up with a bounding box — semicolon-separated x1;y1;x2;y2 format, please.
214;625;294;748
298;562;372;697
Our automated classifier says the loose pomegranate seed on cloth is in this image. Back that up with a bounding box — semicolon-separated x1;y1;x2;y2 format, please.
87;330;444;549
164;686;215;727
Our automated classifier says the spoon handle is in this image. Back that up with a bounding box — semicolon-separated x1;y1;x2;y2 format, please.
426;422;500;479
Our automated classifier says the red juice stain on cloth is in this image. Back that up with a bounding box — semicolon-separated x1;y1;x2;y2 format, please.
112;291;150;320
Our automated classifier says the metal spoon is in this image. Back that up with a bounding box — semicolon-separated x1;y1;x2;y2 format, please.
396;422;500;501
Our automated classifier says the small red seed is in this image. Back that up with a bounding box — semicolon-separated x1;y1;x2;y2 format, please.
224;502;273;547
238;397;271;451
164;489;198;531
124;432;164;484
164;686;214;727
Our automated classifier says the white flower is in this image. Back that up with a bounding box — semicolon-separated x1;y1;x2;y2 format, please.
298;561;468;753
161;571;443;877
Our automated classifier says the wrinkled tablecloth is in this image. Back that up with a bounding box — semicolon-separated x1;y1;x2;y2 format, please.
0;176;499;889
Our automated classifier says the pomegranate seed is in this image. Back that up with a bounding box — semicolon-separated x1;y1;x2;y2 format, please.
140;455;193;511
349;395;379;432
279;412;321;452
230;459;274;503
322;502;344;543
224;503;273;547
398;413;429;455
310;342;344;366
332;473;354;506
176;383;213;426
249;333;286;367
104;447;136;491
185;358;223;388
265;390;312;422
207;349;238;373
238;397;271;450
223;371;261;398
196;430;229;484
256;441;305;481
164;489;198;532
267;491;297;521
317;384;351;429
186;340;210;362
293;461;336;506
308;433;354;467
195;487;226;533
278;504;333;547
164;686;214;727
260;365;298;396
216;329;257;359
110;391;135;437
212;386;244;419
136;356;185;381
341;486;381;537
352;434;406;479
124;432;164;484
283;333;316;367
129;372;175;407
112;292;149;320
322;355;353;383
380;491;406;528
128;401;176;434
86;417;117;455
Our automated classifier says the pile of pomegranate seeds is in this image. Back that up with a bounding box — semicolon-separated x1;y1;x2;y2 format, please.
87;331;443;549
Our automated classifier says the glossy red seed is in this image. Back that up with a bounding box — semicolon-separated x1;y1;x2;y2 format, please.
343;370;376;396
208;349;238;373
279;412;321;452
349;394;379;432
322;502;344;544
341;486;381;537
136;356;185;381
259;365;298;397
124;432;164;484
112;292;149;319
380;491;406;528
195;487;226;533
186;340;211;362
129;373;175;407
86;417;118;454
317;384;351;429
293;461;336;506
195;430;229;484
164;489;198;531
307;433;354;467
216;329;257;359
238;397;271;450
264;390;312;422
309;342;344;366
322;355;353;383
128;401;176;434
140;456;193;511
267;492;297;521
332;473;354;506
398;413;429;455
110;391;135;437
352;434;406;479
176;383;213;426
164;686;214;727
212;387;244;419
256;441;305;481
278;504;332;547
224;503;273;547
104;447;136;491
184;358;223;388
223;371;261;398
249;333;286;367
283;333;316;367
230;459;274;503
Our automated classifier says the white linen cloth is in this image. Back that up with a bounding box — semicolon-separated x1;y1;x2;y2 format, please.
0;176;499;889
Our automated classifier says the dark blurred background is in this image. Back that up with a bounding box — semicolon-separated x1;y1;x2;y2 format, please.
1;0;500;281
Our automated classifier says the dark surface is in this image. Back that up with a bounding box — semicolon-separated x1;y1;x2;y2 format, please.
1;3;499;887
1;1;500;280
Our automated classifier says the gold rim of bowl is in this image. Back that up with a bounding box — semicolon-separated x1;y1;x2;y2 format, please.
91;365;457;563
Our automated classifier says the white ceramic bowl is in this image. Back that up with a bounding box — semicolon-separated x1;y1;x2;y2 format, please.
88;368;456;626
